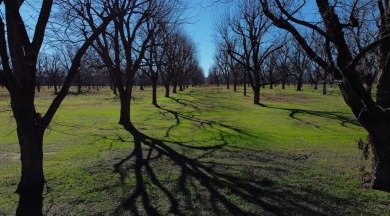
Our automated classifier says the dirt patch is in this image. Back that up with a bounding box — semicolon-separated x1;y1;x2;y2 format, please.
0;152;20;161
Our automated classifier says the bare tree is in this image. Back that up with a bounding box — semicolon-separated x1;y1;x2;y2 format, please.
45;53;64;94
188;61;205;87
142;20;173;105
73;0;171;127
291;43;310;92
216;0;282;104
161;29;196;95
0;1;119;214
261;0;390;191
215;45;232;89
208;64;221;86
275;42;293;90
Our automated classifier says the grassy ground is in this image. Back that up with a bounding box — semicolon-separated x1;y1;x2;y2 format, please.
0;85;389;215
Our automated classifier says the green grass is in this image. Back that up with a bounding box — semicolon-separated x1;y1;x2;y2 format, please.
0;85;389;215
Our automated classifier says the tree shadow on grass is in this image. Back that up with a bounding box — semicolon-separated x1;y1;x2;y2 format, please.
264;105;360;129
155;104;257;141
112;121;358;215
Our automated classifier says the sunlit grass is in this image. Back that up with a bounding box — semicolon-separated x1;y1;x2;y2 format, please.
0;85;389;215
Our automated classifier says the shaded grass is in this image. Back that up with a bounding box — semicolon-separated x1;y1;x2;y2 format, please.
0;85;389;215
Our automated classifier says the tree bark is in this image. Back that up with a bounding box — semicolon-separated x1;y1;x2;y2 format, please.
10;94;45;216
296;79;302;91
152;78;158;106
370;128;390;191
322;82;327;95
15;127;45;216
54;84;58;95
226;78;230;89
253;85;260;104
172;81;177;93
164;83;170;98
118;87;132;126
243;72;247;96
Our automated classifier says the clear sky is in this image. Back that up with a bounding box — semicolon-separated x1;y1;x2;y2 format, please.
184;0;221;76
183;1;318;77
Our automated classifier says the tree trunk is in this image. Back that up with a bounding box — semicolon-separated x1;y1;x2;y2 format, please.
118;88;132;126
370;131;390;192
233;80;237;92
11;96;45;216
36;83;41;92
322;82;327;95
54;85;58;95
113;86;117;95
282;79;286;90
77;83;82;94
296;79;302;91
172;81;177;93
254;86;260;104
164;83;170;98
16;127;45;216
152;78;157;106
226;79;230;89
243;74;247;96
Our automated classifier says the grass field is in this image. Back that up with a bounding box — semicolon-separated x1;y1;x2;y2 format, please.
0;85;389;215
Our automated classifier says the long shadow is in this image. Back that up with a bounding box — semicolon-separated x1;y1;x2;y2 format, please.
156;104;258;140
112;121;357;215
111;98;365;215
265;105;360;128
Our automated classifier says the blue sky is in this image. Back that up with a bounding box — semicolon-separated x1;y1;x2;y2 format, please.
15;0;219;76
184;0;222;76
183;1;318;76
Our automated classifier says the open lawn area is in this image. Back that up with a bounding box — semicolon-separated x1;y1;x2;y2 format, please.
0;85;389;215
